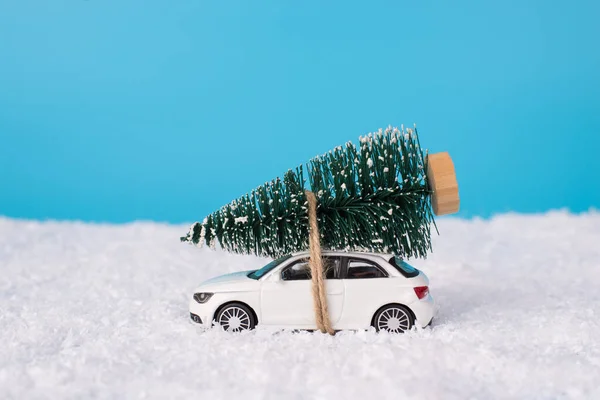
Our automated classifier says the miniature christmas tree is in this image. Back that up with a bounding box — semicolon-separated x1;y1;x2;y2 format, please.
182;125;457;259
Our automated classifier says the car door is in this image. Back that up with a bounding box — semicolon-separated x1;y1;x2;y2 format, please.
339;256;391;328
260;256;345;328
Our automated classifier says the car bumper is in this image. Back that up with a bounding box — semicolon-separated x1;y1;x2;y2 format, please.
409;293;435;328
189;299;217;328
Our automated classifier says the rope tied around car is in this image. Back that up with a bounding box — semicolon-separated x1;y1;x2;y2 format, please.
305;190;335;335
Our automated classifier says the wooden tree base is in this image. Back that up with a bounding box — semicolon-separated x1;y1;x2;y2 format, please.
426;152;460;216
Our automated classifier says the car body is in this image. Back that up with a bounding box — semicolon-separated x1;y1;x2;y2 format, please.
189;251;435;333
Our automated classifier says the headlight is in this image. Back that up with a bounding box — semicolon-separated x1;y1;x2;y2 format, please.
193;292;213;304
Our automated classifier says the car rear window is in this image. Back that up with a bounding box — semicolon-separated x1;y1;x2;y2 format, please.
388;256;419;278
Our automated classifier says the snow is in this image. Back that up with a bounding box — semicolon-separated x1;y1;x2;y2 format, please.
234;216;248;224
1;211;600;399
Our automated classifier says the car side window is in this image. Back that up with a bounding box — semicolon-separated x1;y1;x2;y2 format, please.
281;257;342;281
346;259;388;279
323;257;342;279
281;260;311;281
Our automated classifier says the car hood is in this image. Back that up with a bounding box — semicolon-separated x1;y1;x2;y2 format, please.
198;270;255;287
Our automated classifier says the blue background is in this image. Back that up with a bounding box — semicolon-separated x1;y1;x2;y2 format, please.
1;0;599;223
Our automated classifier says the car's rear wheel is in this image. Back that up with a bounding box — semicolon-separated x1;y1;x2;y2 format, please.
373;304;414;333
216;303;256;332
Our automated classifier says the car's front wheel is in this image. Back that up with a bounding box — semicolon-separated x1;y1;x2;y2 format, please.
216;303;256;332
373;304;414;333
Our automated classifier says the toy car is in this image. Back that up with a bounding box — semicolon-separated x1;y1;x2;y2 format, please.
189;251;435;333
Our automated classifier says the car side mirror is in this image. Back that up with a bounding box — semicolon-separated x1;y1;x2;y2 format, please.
281;269;292;281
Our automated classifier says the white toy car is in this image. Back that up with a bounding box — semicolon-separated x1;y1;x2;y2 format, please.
189;251;435;333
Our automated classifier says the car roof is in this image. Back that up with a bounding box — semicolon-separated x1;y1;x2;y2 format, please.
290;250;395;261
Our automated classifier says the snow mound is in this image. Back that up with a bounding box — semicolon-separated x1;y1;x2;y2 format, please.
1;211;599;399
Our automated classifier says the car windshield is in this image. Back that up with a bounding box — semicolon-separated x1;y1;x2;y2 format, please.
389;256;419;277
247;254;293;280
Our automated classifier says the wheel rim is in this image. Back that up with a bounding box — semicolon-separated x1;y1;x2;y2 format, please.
377;307;410;333
218;306;252;332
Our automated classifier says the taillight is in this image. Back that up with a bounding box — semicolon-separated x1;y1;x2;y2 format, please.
414;286;429;299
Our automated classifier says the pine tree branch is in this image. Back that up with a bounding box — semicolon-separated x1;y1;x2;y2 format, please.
181;125;436;259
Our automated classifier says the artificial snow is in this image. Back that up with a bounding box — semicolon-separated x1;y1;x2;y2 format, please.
234;216;248;224
1;211;599;399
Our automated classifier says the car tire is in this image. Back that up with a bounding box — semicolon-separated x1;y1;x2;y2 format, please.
215;302;256;332
373;304;414;333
